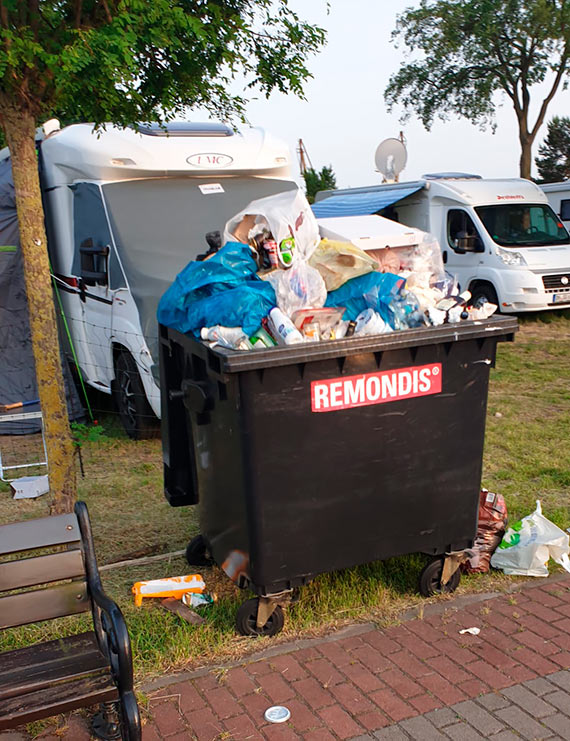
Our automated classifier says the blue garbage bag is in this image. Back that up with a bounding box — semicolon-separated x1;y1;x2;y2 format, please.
157;242;276;336
325;272;405;324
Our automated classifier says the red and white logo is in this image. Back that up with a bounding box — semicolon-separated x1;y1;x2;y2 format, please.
311;363;442;413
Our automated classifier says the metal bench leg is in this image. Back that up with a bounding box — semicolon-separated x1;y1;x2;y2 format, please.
91;701;121;740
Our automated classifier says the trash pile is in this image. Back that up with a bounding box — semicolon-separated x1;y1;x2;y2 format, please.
157;190;498;351
491;500;570;577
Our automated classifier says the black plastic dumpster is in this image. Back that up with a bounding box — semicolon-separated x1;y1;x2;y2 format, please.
160;316;517;635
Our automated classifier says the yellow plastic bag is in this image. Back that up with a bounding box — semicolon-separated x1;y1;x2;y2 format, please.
308;239;378;291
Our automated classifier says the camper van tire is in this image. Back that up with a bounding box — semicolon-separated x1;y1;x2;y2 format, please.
112;348;159;440
468;282;499;311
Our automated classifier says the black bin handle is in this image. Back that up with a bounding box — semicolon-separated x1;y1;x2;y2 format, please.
169;380;213;414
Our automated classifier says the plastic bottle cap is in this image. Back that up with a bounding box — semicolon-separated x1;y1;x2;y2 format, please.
264;706;291;723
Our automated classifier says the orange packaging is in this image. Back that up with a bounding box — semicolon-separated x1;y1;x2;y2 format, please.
132;574;205;607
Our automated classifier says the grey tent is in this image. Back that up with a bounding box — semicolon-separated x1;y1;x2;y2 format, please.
0;156;83;434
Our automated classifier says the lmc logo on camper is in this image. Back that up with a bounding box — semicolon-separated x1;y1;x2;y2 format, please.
311;363;442;413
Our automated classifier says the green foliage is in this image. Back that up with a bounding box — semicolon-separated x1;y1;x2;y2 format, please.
70;421;109;447
303;164;337;203
0;1;326;127
536;115;570;182
384;0;570;176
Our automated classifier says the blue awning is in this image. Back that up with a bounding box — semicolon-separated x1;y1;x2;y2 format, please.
312;183;424;218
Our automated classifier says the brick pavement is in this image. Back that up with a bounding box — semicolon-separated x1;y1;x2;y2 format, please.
3;574;570;740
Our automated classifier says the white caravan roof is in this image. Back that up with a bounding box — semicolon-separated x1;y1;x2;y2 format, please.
426;177;548;206
540;181;570;194
40;122;291;187
317;215;423;250
313;175;549;218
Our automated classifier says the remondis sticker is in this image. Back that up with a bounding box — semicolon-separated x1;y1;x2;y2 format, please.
311;363;442;413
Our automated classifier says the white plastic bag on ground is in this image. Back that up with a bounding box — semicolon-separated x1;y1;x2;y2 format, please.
490;500;570;577
224;189;320;260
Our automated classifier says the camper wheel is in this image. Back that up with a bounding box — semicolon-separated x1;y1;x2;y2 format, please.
112;349;159;440
469;282;499;310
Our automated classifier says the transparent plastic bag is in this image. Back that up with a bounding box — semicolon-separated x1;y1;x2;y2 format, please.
224;189;320;261
308;239;378;291
400;233;448;311
265;259;327;316
490;500;570;577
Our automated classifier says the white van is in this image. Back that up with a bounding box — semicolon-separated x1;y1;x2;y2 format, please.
541;181;570;230
314;173;570;312
34;122;296;437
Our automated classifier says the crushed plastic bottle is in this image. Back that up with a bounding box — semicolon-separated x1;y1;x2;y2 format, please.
354;308;391;336
201;326;253;350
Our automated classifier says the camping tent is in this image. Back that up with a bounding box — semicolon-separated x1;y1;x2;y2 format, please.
0;156;83;434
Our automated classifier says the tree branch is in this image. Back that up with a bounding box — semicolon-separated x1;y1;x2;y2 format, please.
530;50;570;139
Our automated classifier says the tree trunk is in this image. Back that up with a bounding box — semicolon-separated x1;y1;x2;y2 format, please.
519;138;533;180
0;104;77;514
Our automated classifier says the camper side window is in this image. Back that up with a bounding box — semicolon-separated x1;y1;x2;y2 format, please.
72;183;125;288
560;199;570;221
447;210;483;253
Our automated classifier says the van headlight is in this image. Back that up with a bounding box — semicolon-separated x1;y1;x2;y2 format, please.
496;246;527;266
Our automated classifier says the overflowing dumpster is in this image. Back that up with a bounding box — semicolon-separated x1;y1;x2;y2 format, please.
160;315;517;636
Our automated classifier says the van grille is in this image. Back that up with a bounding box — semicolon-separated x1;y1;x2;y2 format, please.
542;273;570;292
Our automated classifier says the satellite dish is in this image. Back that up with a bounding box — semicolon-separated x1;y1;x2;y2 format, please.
374;138;407;182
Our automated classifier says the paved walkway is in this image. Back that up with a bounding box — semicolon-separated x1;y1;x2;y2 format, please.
4;574;570;740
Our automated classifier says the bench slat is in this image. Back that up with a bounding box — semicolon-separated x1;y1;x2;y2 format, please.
0;632;109;700
0;670;118;730
0;549;85;592
0;514;80;555
0;581;90;629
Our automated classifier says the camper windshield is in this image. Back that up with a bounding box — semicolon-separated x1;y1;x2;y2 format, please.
475;204;570;247
102;176;297;361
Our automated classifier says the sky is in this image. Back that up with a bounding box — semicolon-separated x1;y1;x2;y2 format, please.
231;0;570;189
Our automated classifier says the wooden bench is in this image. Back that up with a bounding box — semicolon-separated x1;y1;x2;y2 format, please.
0;501;141;740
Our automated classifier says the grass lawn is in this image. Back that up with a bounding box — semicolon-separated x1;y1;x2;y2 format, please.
0;311;569;683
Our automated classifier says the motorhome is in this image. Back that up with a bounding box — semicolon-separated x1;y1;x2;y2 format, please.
541;181;570;230
3;122;297;437
314;174;570;312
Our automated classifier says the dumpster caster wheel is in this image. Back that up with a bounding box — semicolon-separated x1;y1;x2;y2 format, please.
185;535;214;567
236;598;284;637
419;558;461;597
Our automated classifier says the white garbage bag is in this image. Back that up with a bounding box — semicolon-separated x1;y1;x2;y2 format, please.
490;500;570;577
224;188;320;261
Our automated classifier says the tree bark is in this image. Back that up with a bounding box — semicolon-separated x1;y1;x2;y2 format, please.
519;137;533;180
0;104;77;514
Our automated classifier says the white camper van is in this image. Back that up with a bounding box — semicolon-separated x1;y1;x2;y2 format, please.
314;174;570;312
541;181;570;230
27;122;296;437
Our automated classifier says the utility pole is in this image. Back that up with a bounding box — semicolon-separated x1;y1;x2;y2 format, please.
297;138;314;177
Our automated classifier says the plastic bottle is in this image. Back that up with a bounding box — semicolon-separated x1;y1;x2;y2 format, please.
249;327;277;349
200;326;252;350
267;308;304;345
354;308;390;336
278;236;295;268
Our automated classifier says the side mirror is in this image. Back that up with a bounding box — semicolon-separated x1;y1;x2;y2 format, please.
80;238;109;285
455;235;484;254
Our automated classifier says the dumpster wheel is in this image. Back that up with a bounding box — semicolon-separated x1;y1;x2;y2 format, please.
185;535;214;568
419;557;461;598
236;598;285;637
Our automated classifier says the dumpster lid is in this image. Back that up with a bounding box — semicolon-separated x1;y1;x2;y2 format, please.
171;316;518;374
